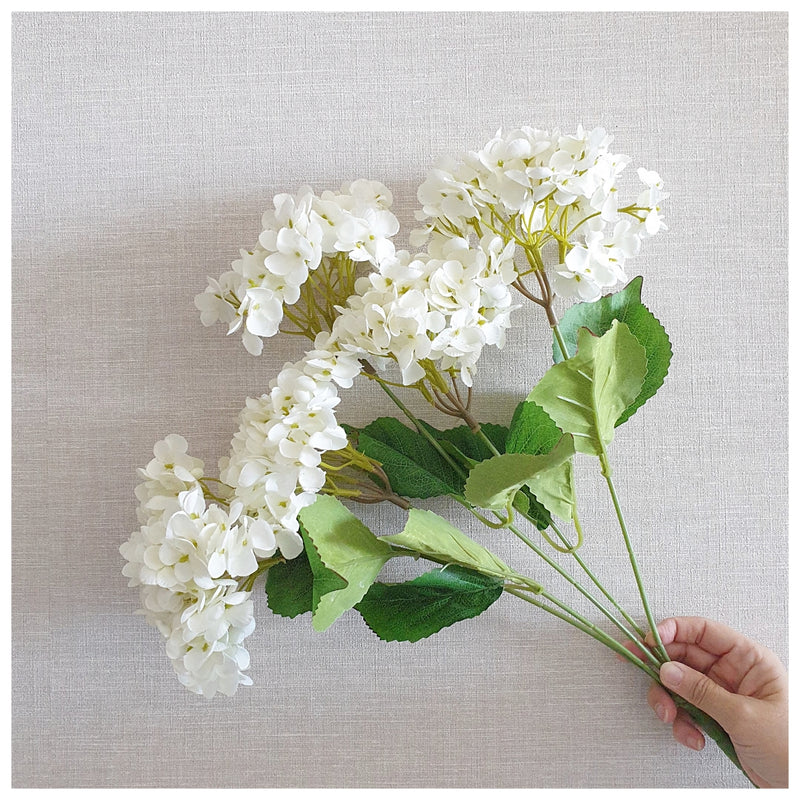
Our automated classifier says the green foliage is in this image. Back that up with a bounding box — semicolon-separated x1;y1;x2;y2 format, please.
381;508;513;579
555;276;672;425
355;417;464;498
426;422;508;463
303;527;349;616
356;566;504;643
265;547;315;618
464;435;576;523
351;417;509;499
529;321;648;457
503;401;563;528
298;495;394;631
505;400;562;456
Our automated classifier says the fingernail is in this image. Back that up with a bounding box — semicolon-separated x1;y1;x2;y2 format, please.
660;662;684;688
655;703;668;722
689;736;705;751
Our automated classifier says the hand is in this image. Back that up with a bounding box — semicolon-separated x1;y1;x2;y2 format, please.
642;617;788;788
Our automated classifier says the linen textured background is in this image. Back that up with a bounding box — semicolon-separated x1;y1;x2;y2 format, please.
12;11;787;789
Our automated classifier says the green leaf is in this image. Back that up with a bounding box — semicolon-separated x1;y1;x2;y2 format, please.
530;321;647;456
555;276;672;425
298;495;394;631
355;566;504;643
505;400;563;455
265;547;315;618
355;417;464;498
302;527;348;615
463;435;576;522
380;508;513;579
517;487;553;530
503;402;564;528
425;422;508;463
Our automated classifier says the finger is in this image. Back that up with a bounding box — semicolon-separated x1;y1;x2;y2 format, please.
644;624;722;675
661;641;723;676
644;617;679;648
648;616;750;657
647;682;677;723
660;661;742;731
672;708;706;751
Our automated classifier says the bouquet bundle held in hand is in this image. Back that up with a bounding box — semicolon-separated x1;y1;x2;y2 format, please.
121;126;747;780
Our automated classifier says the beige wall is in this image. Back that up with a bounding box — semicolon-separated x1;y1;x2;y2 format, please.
12;11;787;788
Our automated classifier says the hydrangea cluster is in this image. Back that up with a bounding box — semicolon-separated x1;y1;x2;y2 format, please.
413;125;668;302
120;434;272;697
121;349;363;695
220;345;359;541
195;180;399;355
326;232;518;386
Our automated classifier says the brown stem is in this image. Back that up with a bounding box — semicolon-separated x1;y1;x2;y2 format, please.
533;268;552;306
432;387;462;416
537;270;560;328
512;276;547;307
358;492;412;510
442;387;481;434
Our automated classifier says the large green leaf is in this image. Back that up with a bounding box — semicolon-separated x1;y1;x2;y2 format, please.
265;547;315;618
355;566;504;643
554;276;672;425
355;417;464;498
505;400;563;455
381;508;513;579
530;321;648;456
298;495;394;631
463;435;576;522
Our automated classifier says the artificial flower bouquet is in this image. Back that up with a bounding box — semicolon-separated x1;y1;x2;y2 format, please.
121;126;747;780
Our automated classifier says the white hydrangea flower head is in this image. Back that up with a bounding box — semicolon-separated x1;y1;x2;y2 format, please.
222;352;351;549
164;582;256;698
413;126;666;305
319;223;521;390
121;436;278;697
195;181;399;354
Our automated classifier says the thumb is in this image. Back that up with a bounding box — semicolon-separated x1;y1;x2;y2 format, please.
659;661;742;731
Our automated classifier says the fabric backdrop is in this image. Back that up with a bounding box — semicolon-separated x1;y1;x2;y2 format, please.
12;11;788;789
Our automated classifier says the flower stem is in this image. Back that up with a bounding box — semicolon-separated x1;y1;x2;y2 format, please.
502;520;660;667
363;363;470;482
599;450;670;663
552;323;570;361
474;425;502;457
505;586;660;681
671;696;755;785
508;586;752;784
546;517;648;641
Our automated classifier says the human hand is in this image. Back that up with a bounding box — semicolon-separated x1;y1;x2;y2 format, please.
640;617;788;788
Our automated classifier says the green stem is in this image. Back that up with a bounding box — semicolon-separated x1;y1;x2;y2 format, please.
552;323;570;361
474;425;502;457
547;517;648;641
502;521;659;667
505;587;660;681
672;696;755;786
599;450;670;663
236;556;283;592
365;365;469;482
509;587;752;785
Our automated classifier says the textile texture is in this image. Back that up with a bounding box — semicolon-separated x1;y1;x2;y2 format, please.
12;11;787;788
